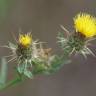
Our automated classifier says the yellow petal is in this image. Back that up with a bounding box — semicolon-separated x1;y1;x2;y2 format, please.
74;13;96;38
19;33;32;47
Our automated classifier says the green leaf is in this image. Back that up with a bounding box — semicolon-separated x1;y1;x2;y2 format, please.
32;63;46;75
24;70;33;79
0;58;8;85
44;55;71;75
17;65;24;74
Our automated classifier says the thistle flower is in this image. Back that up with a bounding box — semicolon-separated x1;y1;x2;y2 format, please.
2;33;33;78
74;13;96;38
15;33;33;63
58;13;96;58
4;32;59;78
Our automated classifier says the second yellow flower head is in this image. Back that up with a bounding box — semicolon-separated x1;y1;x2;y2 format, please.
74;13;96;38
19;33;32;47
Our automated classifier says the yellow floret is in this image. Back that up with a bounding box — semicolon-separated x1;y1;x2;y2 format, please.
74;13;96;38
19;33;32;47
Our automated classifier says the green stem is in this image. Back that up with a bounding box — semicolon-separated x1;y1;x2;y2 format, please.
0;76;22;91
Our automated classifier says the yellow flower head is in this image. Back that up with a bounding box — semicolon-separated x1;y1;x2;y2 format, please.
19;33;32;47
74;13;96;38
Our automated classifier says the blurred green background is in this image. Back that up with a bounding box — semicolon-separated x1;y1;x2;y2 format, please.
0;0;96;96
